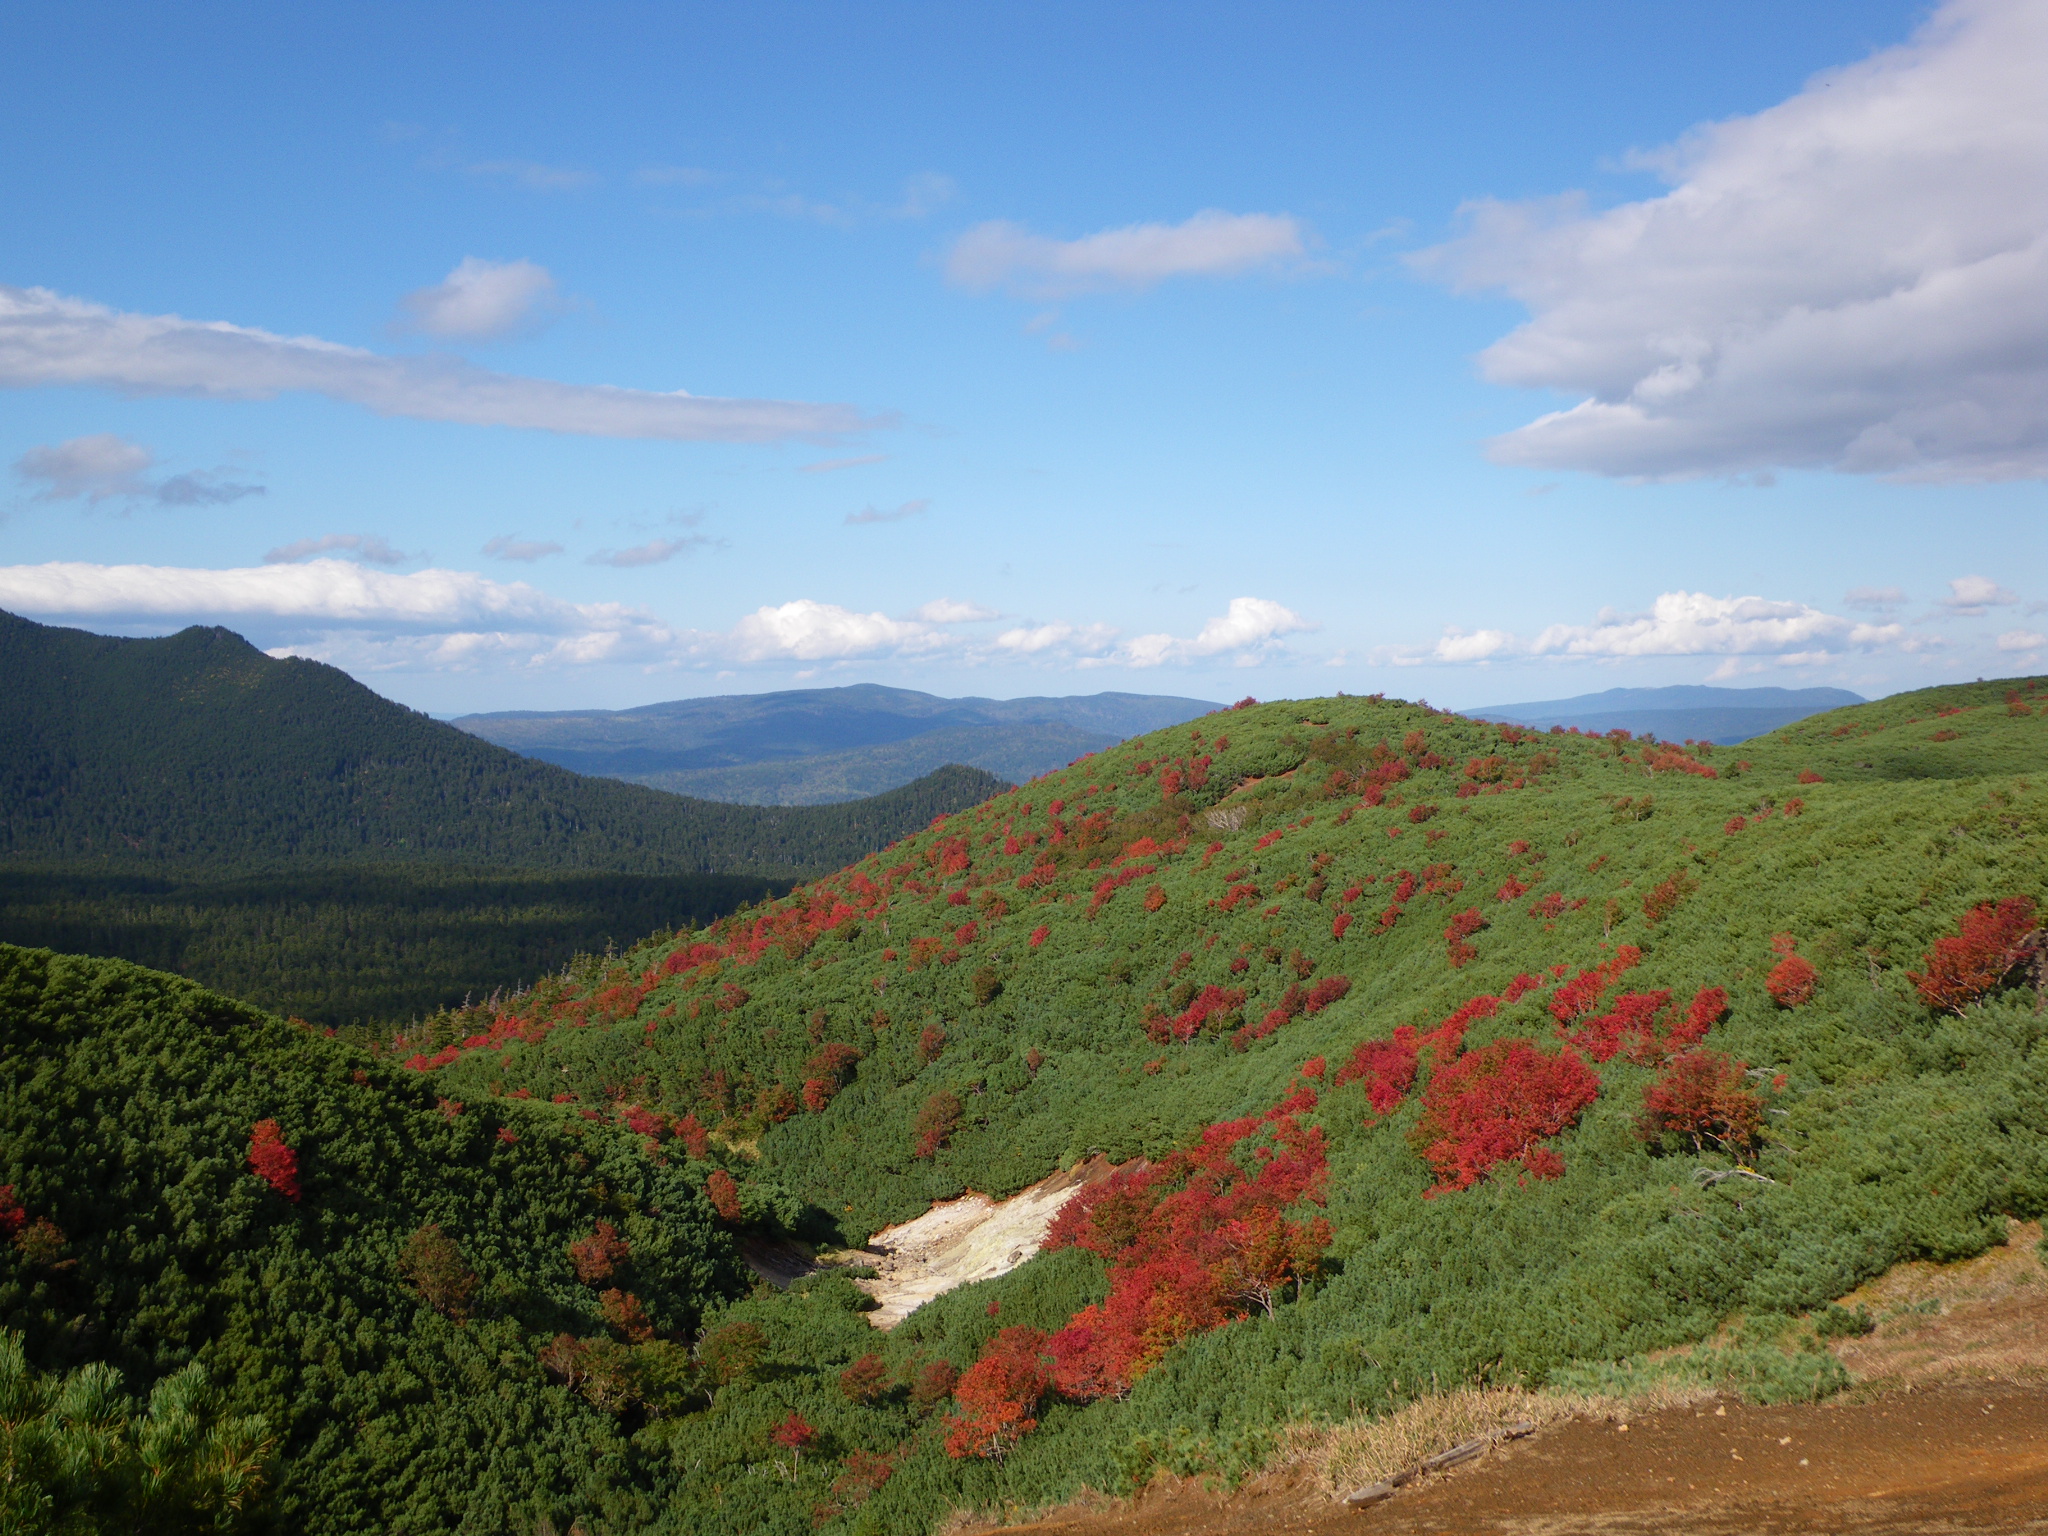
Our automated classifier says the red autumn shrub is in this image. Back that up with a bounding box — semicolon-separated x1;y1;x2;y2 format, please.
247;1119;300;1201
1642;873;1694;925
913;1091;963;1158
1444;907;1486;968
568;1220;631;1283
0;1186;22;1240
1637;1049;1763;1155
1152;984;1246;1044
771;1412;817;1465
801;1078;837;1113
1797;770;1824;784
1910;897;2040;1015
1562;989;1671;1063
910;1358;959;1409
1143;884;1167;912
1496;876;1529;902
1723;816;1746;835
1766;954;1818;1008
675;1112;712;1160
1548;946;1641;1023
1334;1028;1420;1118
917;1024;947;1064
1303;976;1350;1012
1029;924;1051;947
946;1328;1052;1461
704;1169;742;1224
600;1288;654;1343
1408;1040;1601;1192
1407;803;1438;824
839;1352;893;1404
1332;912;1354;939
1043;1104;1330;1401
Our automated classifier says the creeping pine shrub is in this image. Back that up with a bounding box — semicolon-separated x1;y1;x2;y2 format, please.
1408;1040;1601;1191
1910;896;2040;1014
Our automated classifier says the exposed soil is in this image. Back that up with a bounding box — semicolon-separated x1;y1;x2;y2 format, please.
1001;1386;2048;1536
740;1158;1115;1327
990;1222;2048;1536
856;1157;1114;1328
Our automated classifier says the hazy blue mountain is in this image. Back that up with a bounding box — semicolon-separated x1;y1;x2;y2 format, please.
1466;684;1867;744
453;684;1222;803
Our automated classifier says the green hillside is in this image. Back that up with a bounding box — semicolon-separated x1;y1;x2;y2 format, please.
6;678;2045;1534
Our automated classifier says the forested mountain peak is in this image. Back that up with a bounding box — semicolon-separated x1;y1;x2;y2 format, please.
0;610;1004;878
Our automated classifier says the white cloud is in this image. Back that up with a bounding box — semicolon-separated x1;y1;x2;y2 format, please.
399;257;560;341
1997;628;2047;651
1118;597;1314;668
264;534;407;566
947;210;1307;298
0;285;874;443
481;535;563;562
12;432;263;506
994;621;1115;656
1422;0;2048;481
845;498;928;525
1383;590;1920;667
727;600;943;662
1943;573;2020;613
585;535;708;568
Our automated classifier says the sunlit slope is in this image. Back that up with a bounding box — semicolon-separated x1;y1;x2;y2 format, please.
416;679;2048;1242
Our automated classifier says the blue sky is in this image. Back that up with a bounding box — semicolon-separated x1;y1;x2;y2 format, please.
3;0;2043;714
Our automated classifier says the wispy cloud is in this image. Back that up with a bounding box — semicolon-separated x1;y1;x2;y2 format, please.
462;159;595;192
947;210;1308;298
12;433;263;506
1845;585;1909;613
0;285;879;443
1422;0;2048;481
398;257;560;342
845;498;929;525
799;453;887;474
585;535;711;568
264;533;408;566
481;535;564;562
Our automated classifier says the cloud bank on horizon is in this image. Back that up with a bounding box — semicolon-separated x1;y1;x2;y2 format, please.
1432;0;2048;482
0;558;1314;676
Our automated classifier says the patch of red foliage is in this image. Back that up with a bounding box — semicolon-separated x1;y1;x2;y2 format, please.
247;1119;300;1201
1910;897;2040;1015
1637;1049;1763;1155
1408;1039;1600;1192
1031;1101;1330;1412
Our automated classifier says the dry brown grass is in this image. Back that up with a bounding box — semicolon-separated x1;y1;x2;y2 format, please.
1286;1378;1717;1498
1830;1218;2048;1389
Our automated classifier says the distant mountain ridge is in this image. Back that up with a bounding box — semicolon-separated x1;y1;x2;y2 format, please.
453;683;1222;803
1467;684;1866;744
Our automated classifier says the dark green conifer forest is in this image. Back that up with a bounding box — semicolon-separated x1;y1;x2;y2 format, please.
0;612;1005;1023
